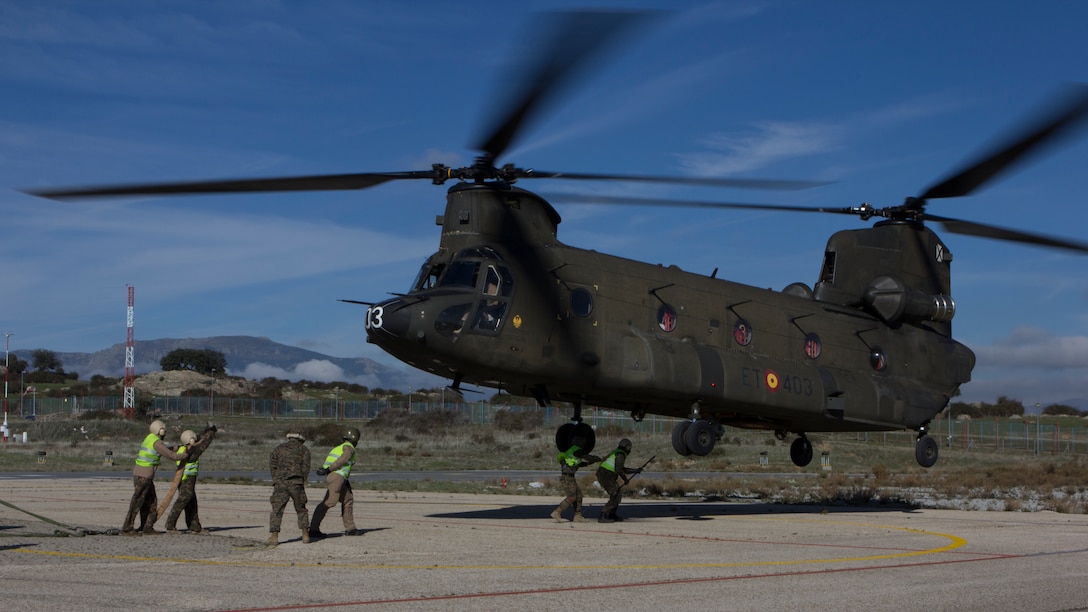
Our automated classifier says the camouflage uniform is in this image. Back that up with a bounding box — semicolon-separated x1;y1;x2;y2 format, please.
596;442;638;521
165;429;216;533
269;437;311;537
550;445;600;522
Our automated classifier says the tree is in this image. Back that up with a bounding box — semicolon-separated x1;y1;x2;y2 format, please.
1;356;28;376
32;349;62;373
160;348;227;376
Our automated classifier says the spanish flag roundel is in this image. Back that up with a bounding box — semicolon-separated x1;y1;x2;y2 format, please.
765;370;780;392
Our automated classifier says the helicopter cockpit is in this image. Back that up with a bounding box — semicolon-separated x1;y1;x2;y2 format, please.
415;246;515;337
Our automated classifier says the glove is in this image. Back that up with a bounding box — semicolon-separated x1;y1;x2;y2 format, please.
633;467;643;474
316;468;329;476
586;455;601;464
203;425;217;434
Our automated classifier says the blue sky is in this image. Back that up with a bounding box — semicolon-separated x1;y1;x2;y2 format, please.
1;1;1086;405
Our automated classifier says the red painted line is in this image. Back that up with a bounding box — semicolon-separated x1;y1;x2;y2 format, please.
215;552;1031;611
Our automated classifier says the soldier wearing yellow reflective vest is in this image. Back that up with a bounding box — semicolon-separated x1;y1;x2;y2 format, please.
121;419;187;536
309;427;365;538
550;444;600;523
596;438;641;523
165;425;217;534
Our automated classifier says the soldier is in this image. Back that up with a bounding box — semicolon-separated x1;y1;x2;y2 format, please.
309;427;364;538
595;438;641;523
121;419;187;536
550;443;600;523
164;425;217;534
268;430;312;546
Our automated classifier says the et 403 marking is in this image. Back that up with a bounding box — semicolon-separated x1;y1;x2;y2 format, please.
740;367;814;396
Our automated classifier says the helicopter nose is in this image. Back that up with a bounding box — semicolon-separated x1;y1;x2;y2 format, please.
367;299;413;341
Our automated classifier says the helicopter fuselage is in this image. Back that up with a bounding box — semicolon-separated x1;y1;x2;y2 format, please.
365;183;975;439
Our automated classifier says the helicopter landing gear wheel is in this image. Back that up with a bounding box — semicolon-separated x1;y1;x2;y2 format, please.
790;436;814;467
555;422;595;454
915;435;939;468
671;421;693;456
684;419;717;456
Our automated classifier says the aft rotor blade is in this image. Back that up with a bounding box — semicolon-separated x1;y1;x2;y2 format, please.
529;171;829;191
924;212;1088;253
475;10;651;161
919;84;1088;201
542;192;857;214
26;171;434;200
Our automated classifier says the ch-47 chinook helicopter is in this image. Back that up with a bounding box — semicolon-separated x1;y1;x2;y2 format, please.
28;12;1088;469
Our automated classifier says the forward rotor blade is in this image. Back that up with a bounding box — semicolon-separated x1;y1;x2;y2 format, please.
541;192;857;215
26;171;434;200
475;10;652;161
528;171;830;191
919;84;1088;201
924;212;1088;253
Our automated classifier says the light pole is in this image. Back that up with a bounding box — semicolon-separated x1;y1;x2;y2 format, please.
1035;403;1041;455
3;332;13;432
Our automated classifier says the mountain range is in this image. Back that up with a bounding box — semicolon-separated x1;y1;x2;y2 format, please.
11;337;1088;413
13;336;445;392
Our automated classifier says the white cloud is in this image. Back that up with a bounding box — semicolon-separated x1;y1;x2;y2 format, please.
237;360;380;387
676;121;842;176
973;327;1088;370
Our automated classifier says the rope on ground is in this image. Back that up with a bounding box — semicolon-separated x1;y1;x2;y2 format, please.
0;496;118;537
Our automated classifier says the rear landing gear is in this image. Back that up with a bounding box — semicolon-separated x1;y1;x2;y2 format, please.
671;419;721;456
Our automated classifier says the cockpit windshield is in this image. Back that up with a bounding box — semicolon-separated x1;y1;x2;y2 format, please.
425;246;515;336
411;262;444;292
438;260;479;288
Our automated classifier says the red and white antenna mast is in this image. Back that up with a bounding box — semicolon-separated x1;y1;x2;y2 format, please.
123;285;135;419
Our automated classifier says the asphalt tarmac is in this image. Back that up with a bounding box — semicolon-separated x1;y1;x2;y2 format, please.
1;476;1087;611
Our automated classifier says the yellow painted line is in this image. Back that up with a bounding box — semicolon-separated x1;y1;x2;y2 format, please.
11;518;967;570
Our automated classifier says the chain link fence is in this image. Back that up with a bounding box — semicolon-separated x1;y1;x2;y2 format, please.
12;396;1085;456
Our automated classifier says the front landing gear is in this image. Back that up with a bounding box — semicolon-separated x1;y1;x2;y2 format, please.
555;401;596;454
790;435;814;467
915;431;939;468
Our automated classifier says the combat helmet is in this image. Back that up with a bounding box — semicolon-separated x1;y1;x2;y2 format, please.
149;419;166;437
619;438;632;452
180;430;197;446
343;427;361;445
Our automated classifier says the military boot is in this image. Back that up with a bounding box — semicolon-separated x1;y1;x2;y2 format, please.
573;512;588;523
302;531;311;544
266;533;278;546
550;508;564;522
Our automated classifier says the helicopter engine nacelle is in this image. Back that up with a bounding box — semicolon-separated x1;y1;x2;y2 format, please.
863;275;956;324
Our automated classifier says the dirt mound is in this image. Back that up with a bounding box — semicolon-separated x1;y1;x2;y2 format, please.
133;370;259;397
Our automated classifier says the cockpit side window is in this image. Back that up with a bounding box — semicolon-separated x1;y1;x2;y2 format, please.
483;266;501;296
472;299;507;333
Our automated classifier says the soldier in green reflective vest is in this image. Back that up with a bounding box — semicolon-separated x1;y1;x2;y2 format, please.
165;425;217;534
550;444;600;523
309;427;365;538
595;438;641;523
121;419;187;535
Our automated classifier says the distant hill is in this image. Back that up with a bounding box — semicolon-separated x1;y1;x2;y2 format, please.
13;336;444;392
